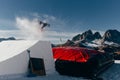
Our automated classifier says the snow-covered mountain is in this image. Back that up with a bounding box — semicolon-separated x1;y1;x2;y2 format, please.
0;37;16;42
72;29;102;42
71;29;120;45
55;29;120;56
102;29;120;44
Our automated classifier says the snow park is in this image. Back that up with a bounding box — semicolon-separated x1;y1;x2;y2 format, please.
0;18;119;80
0;0;120;80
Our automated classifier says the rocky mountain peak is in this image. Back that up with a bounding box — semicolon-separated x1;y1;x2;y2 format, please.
84;29;93;35
62;39;75;46
102;29;120;44
94;32;102;39
0;37;16;42
72;30;102;42
72;34;81;41
80;29;94;41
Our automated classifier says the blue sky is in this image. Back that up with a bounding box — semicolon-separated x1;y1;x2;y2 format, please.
0;0;120;43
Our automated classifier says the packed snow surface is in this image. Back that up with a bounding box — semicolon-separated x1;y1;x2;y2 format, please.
0;40;38;62
0;60;119;80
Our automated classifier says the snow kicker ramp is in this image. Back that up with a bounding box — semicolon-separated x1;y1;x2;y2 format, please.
0;40;55;76
52;47;114;78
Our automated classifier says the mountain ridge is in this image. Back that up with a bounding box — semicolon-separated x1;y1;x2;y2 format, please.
71;29;120;44
55;29;120;55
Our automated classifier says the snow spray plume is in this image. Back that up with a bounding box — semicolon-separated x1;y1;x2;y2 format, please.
16;17;43;40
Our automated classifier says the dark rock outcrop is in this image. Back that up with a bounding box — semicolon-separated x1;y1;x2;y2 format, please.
72;30;95;42
80;29;94;41
72;30;102;43
62;40;75;46
94;32;102;39
102;29;120;44
72;34;81;41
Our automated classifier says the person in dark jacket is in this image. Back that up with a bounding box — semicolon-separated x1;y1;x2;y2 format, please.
39;21;50;31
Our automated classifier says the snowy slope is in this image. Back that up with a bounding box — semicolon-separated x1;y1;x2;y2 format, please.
0;40;38;62
99;60;120;80
0;60;120;80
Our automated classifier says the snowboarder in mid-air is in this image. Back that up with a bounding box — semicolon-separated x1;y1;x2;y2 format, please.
39;21;50;31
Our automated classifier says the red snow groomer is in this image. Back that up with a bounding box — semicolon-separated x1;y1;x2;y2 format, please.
52;47;114;78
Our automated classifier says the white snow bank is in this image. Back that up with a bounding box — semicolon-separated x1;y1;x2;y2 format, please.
86;43;100;47
92;39;102;45
0;40;38;62
104;41;115;45
0;60;119;80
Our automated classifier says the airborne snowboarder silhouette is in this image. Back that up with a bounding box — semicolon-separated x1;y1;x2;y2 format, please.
39;21;50;31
